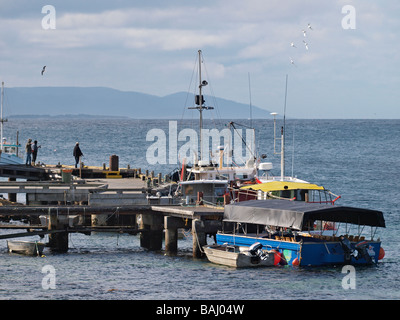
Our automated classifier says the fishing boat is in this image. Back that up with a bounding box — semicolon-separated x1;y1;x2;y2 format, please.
236;181;341;204
174;50;258;206
7;240;45;256
0;82;24;165
215;199;385;266
203;242;280;268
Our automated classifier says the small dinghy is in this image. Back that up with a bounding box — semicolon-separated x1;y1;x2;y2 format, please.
204;242;280;268
7;240;45;256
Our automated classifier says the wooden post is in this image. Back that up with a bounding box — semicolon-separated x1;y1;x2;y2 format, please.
48;209;69;253
164;216;178;255
192;219;206;258
8;177;17;202
164;216;187;255
139;213;163;251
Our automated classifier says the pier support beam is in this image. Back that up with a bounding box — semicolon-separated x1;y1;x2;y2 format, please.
48;210;69;253
164;216;187;255
192;219;222;258
7;178;17;202
139;214;163;251
192;219;206;258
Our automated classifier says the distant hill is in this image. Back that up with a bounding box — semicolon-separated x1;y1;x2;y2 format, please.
4;87;271;119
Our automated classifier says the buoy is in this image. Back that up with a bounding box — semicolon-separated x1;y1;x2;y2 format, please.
378;247;385;260
292;257;300;266
272;250;281;266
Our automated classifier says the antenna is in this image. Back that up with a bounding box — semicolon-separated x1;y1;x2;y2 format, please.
248;72;252;129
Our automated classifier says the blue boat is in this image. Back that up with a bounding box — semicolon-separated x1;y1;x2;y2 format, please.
215;200;386;267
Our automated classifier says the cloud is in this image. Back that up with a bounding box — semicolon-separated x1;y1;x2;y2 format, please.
0;1;399;118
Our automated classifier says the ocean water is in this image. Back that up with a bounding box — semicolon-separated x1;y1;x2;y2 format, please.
0;118;399;301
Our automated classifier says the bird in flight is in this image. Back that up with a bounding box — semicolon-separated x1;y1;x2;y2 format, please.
308;23;313;30
303;40;309;50
289;57;296;67
41;66;46;76
290;42;297;48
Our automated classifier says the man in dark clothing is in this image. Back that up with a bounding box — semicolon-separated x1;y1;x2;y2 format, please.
32;140;41;166
73;142;83;168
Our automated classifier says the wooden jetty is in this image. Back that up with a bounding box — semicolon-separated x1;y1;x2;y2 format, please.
0;173;224;258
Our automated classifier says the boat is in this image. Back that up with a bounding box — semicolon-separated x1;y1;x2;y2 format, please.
203;242;280;268
173;50;258;206
7;240;45;256
0;82;24;165
215;199;385;266
236;180;341;204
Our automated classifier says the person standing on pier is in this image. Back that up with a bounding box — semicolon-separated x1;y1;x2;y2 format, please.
31;140;41;166
25;138;32;166
73;142;83;168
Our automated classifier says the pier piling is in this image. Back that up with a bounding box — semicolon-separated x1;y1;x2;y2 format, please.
48;209;69;253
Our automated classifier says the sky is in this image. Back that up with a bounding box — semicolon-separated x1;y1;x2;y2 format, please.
0;0;399;119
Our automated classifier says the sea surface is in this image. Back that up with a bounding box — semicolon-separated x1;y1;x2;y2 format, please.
0;118;399;300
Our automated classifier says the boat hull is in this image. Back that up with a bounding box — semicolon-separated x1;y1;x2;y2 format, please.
216;234;381;266
0;153;24;165
7;240;45;256
204;244;277;268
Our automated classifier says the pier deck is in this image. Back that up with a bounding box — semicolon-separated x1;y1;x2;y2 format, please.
0;176;224;257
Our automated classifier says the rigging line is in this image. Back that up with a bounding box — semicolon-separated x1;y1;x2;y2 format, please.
181;52;199;122
200;53;224;128
229;122;256;158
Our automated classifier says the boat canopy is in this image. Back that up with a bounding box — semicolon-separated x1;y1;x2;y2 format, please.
224;200;386;230
240;181;325;192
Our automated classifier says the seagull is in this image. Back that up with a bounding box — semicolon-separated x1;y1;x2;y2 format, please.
290;42;297;48
303;40;309;50
302;29;307;37
289;57;296;67
308;23;313;30
41;66;46;76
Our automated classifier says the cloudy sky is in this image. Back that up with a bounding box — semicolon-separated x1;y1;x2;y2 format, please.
0;0;399;118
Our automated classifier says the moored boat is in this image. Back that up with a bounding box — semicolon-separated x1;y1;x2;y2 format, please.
7;240;45;256
0;82;24;165
203;242;280;268
216;199;385;266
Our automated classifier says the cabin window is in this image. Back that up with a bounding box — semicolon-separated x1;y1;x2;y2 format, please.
214;187;226;197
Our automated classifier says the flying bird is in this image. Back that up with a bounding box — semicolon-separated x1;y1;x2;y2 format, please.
308;23;313;30
303;40;309;50
41;66;46;75
290;42;297;48
302;29;307;37
289;57;296;67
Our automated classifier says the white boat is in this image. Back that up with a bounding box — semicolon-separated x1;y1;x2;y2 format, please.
0;82;24;165
203;242;280;268
7;240;45;256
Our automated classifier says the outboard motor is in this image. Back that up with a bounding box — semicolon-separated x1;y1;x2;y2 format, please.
339;236;357;263
340;236;374;264
354;241;373;264
248;242;268;264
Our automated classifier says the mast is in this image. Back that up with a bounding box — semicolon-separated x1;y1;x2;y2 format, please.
188;50;213;163
1;82;5;151
271;74;288;181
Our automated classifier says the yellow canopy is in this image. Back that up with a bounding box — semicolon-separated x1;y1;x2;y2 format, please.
240;181;325;192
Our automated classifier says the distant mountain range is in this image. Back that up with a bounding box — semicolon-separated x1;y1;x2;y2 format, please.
3;87;271;119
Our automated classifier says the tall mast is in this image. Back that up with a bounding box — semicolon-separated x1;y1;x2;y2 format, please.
188;50;213;163
1;82;4;150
